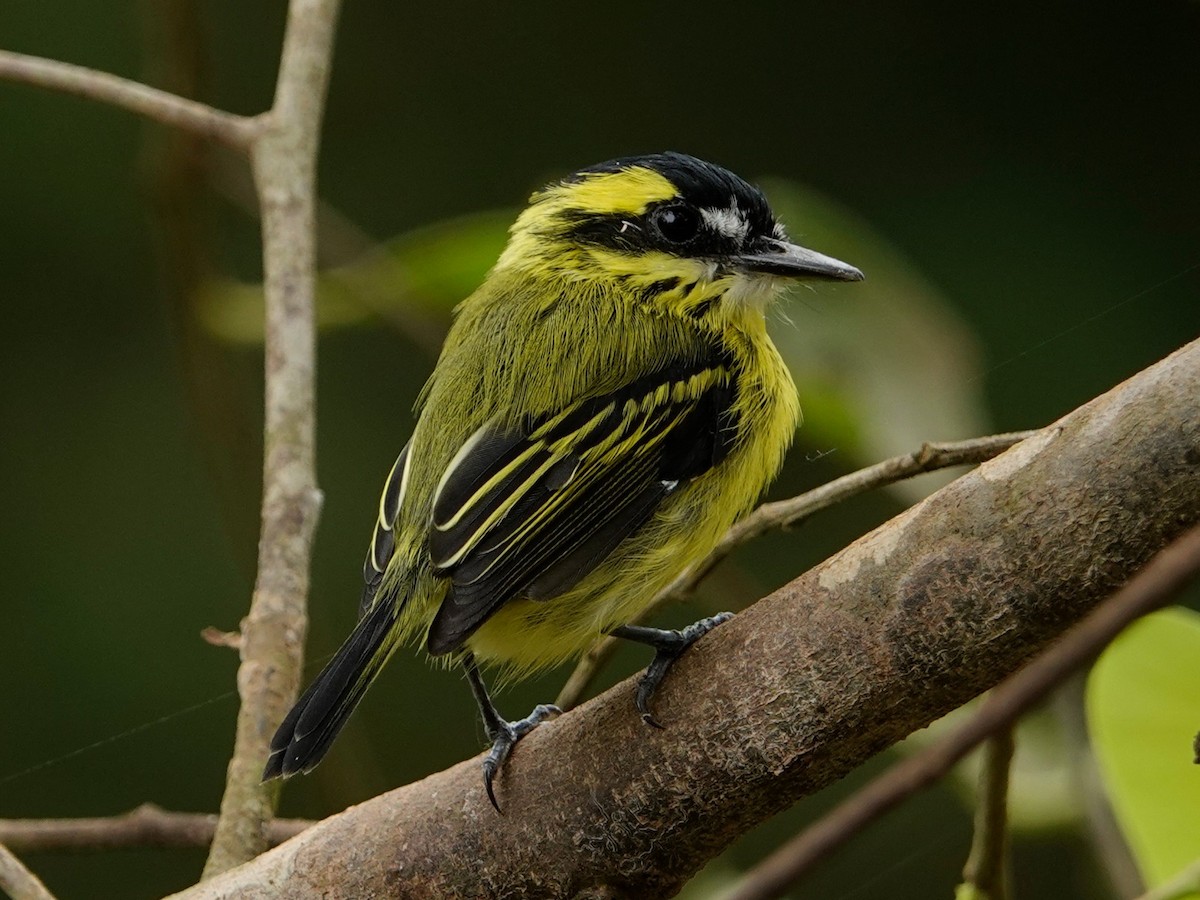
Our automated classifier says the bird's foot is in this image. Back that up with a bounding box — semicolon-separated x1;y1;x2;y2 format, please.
481;703;561;811
613;612;734;728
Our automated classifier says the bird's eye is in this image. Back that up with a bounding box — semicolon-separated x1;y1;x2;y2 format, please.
651;204;700;244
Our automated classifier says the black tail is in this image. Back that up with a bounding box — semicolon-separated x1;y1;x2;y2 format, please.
262;598;399;780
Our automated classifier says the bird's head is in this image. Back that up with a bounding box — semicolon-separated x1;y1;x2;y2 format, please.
494;151;863;321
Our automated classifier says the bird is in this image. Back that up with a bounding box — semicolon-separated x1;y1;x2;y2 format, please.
262;151;863;808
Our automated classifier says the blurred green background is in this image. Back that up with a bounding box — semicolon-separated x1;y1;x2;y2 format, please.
2;2;1198;897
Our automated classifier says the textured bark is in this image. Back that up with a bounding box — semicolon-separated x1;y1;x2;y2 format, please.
172;339;1200;899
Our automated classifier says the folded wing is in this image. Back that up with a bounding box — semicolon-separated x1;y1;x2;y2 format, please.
424;353;739;655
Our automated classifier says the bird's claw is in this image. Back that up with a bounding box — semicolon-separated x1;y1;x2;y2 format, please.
481;703;561;812
633;612;733;727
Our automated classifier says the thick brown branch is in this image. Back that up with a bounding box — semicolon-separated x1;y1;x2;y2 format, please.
729;520;1200;900
0;49;257;149
556;430;1036;710
201;0;340;878
169;339;1200;898
0;805;311;854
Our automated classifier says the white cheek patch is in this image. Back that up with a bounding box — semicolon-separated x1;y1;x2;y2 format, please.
701;202;750;243
723;272;784;310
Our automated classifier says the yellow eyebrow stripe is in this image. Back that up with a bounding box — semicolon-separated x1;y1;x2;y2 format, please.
545;167;677;216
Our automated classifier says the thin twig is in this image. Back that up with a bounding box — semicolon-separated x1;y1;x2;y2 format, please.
205;151;450;354
556;430;1036;710
201;0;340;878
0;49;258;150
200;626;243;650
1135;858;1200;900
0;804;310;854
725;522;1200;900
206;151;377;266
957;728;1015;900
0;844;56;900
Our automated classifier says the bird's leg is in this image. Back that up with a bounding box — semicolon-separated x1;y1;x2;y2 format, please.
610;612;734;727
462;653;560;812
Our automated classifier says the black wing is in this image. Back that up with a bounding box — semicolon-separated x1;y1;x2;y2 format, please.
424;353;739;655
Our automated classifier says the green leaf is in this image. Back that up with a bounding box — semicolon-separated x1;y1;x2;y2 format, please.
764;180;990;494
1087;606;1200;889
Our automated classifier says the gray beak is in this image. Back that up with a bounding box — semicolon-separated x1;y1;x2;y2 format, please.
735;238;864;282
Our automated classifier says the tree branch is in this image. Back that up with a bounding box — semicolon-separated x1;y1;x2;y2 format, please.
201;0;340;878
728;522;1200;900
0;805;311;854
556;430;1037;710
0;49;257;149
0;845;56;900
168;339;1200;898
